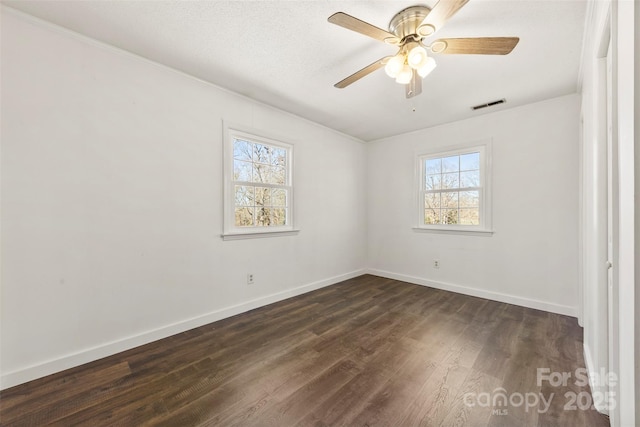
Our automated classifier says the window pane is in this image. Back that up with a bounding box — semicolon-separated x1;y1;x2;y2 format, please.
233;160;253;182
441;172;459;189
255;207;285;226
253;164;266;183
269;147;287;166
459;191;479;207
256;207;271;226
233;139;253;161
234;185;254;206
459;208;480;225
442;209;459;224
426;174;441;190
425;193;440;209
254;143;286;166
253;144;268;164
442;156;459;173
270;208;286;226
253;164;285;184
460;152;480;171
425;209;440;224
235;207;254;226
441;192;458;209
254;187;271;206
271;189;287;207
271;166;286;184
426;158;441;175
460;170;480;188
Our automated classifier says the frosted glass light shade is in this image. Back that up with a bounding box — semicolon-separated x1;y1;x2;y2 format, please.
407;44;428;70
395;65;413;84
417;57;437;77
384;54;405;78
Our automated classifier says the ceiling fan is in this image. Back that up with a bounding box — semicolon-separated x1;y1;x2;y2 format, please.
328;0;519;98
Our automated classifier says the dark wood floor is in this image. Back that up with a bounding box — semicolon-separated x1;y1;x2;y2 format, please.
1;275;610;426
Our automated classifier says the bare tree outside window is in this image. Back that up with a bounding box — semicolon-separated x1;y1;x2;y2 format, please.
232;138;289;227
423;152;481;226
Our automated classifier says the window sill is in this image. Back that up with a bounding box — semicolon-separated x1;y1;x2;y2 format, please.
412;227;494;236
221;229;300;241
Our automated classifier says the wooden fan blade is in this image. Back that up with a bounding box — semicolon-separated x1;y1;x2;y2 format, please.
420;0;469;34
434;37;520;55
328;12;400;44
334;57;390;88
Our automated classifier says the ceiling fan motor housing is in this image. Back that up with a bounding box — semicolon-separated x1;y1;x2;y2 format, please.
388;5;433;41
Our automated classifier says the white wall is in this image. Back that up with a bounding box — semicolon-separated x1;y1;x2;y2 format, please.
367;94;580;316
0;9;367;388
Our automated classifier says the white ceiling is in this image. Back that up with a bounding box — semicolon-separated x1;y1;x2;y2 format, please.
3;0;587;141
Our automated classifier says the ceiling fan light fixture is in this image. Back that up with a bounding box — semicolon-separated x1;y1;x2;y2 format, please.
384;53;405;78
328;3;519;98
417;56;437;78
395;64;413;84
407;43;428;69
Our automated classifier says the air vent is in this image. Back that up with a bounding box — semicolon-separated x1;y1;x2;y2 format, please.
471;99;506;111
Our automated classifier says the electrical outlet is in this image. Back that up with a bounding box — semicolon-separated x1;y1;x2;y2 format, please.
433;260;440;269
247;274;255;285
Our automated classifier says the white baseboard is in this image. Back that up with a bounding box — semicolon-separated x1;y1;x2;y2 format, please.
366;269;577;317
0;269;366;390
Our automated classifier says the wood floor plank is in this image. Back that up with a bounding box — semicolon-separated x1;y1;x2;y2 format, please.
0;275;609;427
398;360;472;426
297;339;420;426
345;344;438;426
0;361;131;420
242;358;361;427
441;369;502;427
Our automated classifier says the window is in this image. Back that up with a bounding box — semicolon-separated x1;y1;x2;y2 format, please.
223;124;296;239
416;143;492;233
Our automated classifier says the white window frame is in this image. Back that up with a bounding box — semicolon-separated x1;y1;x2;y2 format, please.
414;141;493;235
222;122;298;240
